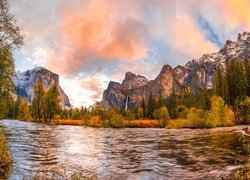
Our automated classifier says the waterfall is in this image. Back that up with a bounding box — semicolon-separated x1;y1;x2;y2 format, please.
125;96;129;111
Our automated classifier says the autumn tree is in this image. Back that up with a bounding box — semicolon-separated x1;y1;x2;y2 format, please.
104;109;116;127
18;98;31;121
0;47;14;119
0;0;23;119
44;84;60;122
0;0;24;50
208;96;235;127
31;83;45;122
153;106;170;128
186;107;205;127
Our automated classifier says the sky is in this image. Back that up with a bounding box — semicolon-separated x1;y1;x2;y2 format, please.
9;0;250;107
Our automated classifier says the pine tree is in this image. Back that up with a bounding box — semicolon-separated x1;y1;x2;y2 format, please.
170;86;177;118
141;97;146;118
157;90;163;108
214;64;223;97
244;58;250;96
226;59;247;105
147;91;156;119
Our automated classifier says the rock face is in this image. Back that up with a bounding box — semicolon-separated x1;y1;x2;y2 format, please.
102;31;250;110
13;67;70;108
122;72;149;89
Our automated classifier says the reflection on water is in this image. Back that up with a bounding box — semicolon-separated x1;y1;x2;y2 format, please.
0;120;247;179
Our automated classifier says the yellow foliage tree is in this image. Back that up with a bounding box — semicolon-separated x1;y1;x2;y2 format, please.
208;96;235;127
18;99;31;121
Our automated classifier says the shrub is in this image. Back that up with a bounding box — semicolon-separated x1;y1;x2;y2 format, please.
187;107;208;128
240;97;250;123
177;106;189;119
125;110;135;120
154;106;170;128
110;114;124;128
88;116;102;127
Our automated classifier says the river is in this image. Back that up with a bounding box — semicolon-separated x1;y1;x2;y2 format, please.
0;120;248;179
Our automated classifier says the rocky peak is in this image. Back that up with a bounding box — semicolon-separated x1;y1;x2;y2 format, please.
122;71;149;89
101;31;250;110
155;64;173;82
238;31;250;41
13;67;70;108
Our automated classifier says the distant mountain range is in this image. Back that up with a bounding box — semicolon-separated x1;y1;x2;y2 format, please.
13;67;70;108
14;32;250;110
102;31;250;110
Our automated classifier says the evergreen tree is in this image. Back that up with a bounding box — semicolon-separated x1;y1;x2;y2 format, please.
169;86;177;118
224;59;247;105
157;90;163;108
243;58;250;96
147;91;156;119
214;64;223;97
141;97;146;118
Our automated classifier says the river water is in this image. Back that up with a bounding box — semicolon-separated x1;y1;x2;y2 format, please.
0;120;248;180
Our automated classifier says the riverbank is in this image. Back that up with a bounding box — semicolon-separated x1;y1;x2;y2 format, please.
50;119;160;128
0;126;12;178
22;118;250;130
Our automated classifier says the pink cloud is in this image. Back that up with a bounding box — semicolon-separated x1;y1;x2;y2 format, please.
170;13;217;58
43;0;150;76
79;77;104;100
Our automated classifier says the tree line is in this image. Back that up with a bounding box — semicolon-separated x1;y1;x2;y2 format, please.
6;83;61;122
214;58;250;123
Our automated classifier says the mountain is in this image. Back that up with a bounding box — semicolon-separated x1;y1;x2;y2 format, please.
102;31;250;110
13;67;70;108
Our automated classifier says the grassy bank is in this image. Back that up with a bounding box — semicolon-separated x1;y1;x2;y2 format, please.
50;119;160;128
49;118;236;129
0;126;12;178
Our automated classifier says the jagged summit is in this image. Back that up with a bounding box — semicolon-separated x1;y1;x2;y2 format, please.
122;71;149;89
13;67;70;108
102;31;250;110
155;64;172;82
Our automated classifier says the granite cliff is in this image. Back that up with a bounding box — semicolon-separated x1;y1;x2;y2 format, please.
13;67;70;108
102;32;250;110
